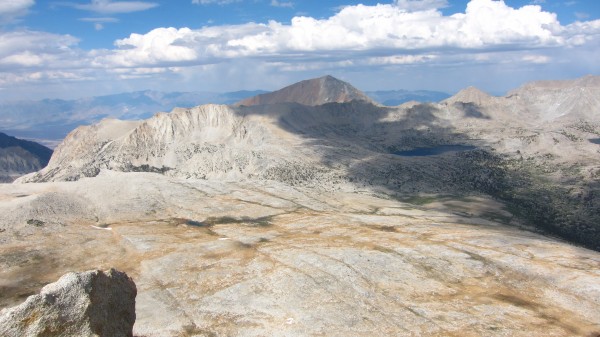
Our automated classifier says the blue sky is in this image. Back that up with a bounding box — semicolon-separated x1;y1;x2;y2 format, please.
0;0;599;99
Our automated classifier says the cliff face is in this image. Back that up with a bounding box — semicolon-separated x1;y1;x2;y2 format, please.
235;75;375;106
0;133;52;183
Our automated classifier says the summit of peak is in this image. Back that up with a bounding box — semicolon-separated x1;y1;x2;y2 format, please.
235;75;374;107
443;86;494;105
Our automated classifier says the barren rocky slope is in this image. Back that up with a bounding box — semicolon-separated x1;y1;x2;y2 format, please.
3;75;599;336
1;172;600;336
0;133;52;183
17;75;600;250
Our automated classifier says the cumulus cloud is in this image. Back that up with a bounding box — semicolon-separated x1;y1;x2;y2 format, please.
64;0;158;14
98;27;199;67
393;0;448;12
99;0;595;69
0;30;80;68
1;0;600;98
0;30;87;88
0;0;35;23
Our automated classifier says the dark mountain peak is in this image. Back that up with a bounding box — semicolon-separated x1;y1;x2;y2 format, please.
0;132;53;182
0;132;53;160
235;75;374;107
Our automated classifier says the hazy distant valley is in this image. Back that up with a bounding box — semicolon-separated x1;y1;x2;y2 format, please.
1;75;599;336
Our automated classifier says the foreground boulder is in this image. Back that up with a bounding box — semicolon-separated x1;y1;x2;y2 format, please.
0;269;136;337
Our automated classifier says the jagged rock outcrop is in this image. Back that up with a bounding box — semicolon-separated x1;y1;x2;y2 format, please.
16;104;300;183
0;269;136;337
235;75;375;106
16;101;388;185
0;133;52;182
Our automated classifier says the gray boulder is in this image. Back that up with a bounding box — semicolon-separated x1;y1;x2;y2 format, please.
0;269;136;337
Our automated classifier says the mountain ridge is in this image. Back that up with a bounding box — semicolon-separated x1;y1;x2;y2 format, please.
0;132;53;182
16;74;600;250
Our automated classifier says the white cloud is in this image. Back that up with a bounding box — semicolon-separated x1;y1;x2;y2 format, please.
0;69;89;87
0;30;80;68
4;0;600;71
367;55;437;65
1;0;599;99
522;54;550;63
394;0;448;12
100;0;591;69
69;0;158;14
271;0;293;8
98;27;199;67
0;0;34;23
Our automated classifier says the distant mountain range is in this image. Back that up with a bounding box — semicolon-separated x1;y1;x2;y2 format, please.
365;90;450;106
0;132;52;183
0;86;449;148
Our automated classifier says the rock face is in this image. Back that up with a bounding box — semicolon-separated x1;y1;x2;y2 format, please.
0;269;136;337
506;74;600;123
235;75;374;106
0;132;52;183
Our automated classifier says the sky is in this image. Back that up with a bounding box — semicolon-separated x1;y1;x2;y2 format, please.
0;0;599;100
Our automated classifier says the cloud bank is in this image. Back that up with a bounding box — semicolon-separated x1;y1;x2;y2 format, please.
68;0;158;14
1;0;599;98
0;0;35;23
97;0;593;66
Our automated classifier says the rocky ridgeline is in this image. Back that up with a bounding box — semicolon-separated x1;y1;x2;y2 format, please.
15;75;600;250
0;269;136;337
